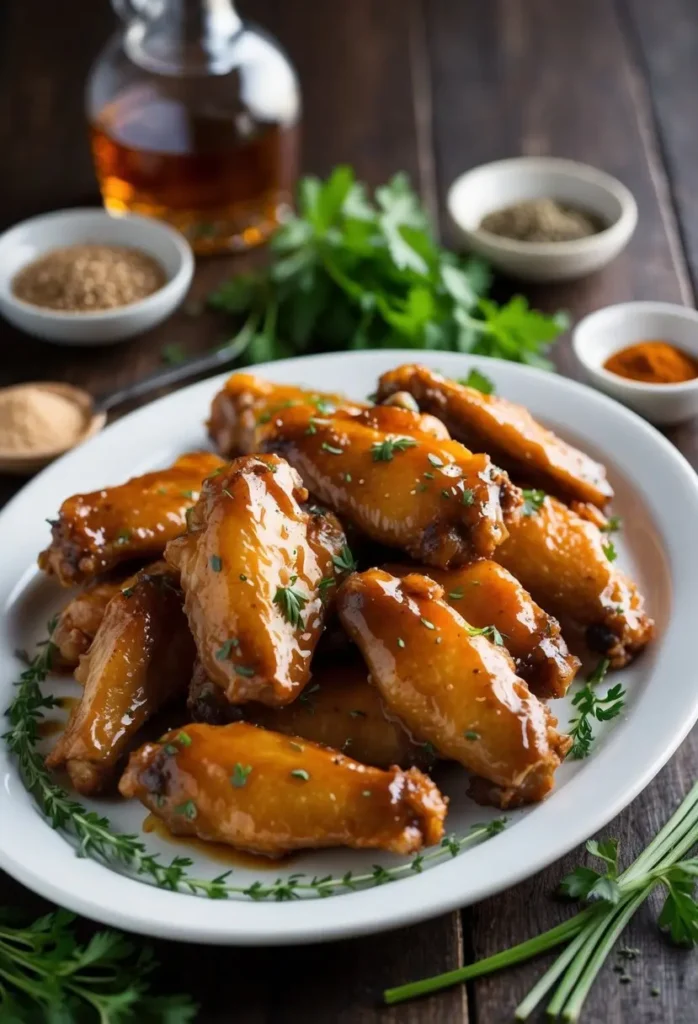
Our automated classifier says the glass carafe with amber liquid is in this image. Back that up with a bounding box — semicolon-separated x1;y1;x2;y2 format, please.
87;0;300;254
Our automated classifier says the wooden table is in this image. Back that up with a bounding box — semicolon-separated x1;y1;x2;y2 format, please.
1;1;697;1020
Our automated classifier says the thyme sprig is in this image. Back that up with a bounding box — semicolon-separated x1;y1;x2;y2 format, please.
4;632;506;903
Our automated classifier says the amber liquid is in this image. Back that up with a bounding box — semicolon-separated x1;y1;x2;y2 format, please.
90;86;298;254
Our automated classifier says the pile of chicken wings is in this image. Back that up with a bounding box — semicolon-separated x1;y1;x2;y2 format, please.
41;364;654;859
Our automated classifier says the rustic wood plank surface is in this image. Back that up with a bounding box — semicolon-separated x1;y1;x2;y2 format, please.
0;1;697;1021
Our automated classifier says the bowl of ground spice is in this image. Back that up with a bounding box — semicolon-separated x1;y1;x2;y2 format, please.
0;209;193;344
447;157;637;282
573;301;698;425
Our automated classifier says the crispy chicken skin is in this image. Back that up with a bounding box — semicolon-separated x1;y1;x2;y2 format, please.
46;563;195;795
377;364;613;508
39;452;225;586
208;372;366;457
385;561;579;698
119;722;447;857
495;495;654;667
338;569;570;808
262;404;522;566
166;454;347;707
187;657;428;769
52;574;132;671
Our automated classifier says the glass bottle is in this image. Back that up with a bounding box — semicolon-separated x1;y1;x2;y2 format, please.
87;0;301;254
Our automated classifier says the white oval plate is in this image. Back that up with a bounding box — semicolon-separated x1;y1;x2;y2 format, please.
0;350;696;946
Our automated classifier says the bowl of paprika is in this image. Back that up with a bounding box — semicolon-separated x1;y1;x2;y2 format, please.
573;301;698;425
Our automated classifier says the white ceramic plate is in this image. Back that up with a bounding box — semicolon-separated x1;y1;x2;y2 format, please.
0;350;696;946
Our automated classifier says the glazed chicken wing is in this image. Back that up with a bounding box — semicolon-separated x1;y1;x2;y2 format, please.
119;722;446;857
166;454;347;707
52;574;132;671
386;561;579;698
46;563;196;795
338;569;570;808
262;404;521;566
377;364;613;507
39;451;224;586
495;495;654;667
187;657;427;769
208;372;366;457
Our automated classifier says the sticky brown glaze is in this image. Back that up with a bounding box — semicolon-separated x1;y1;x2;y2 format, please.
46;563;195;795
166;454;347;707
385;561;579;698
39;452;225;587
51;572;134;671
207;372;365;457
338;569;570;808
119;721;447;857
377;364;613;508
187;657;427;769
495;495;654;668
262;404;521;566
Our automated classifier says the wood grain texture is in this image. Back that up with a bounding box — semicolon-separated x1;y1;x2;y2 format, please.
426;1;698;1020
0;0;697;1021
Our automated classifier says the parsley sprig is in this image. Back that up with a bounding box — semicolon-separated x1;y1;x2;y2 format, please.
4;630;504;906
385;781;698;1019
208;167;567;366
568;658;625;759
0;907;197;1022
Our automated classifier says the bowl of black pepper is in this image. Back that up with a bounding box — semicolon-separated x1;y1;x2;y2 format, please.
0;209;194;344
447;157;637;283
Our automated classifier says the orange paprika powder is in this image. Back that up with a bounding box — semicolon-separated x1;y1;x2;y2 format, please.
604;340;698;384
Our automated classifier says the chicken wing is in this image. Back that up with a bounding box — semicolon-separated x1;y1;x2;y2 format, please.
187;657;427;769
385;561;579;698
207;371;448;457
377;364;613;507
338;569;570;808
262;404;521;566
208;372;366;457
495;495;653;667
119;721;447;857
39;452;225;586
46;563;195;795
166;454;347;707
52;574;132;671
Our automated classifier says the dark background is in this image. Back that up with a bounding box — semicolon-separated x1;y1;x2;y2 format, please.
1;1;697;1021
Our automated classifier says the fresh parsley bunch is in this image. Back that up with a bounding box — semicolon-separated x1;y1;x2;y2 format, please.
209;166;568;366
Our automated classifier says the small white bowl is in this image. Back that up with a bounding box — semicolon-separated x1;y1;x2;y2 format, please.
0;208;194;345
447;157;637;282
573;301;698;425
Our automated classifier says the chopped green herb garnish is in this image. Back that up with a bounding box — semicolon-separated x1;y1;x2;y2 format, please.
397;637;406;648
522;488;546;516
115;529;131;545
216;638;239;660
305;419;318;435
420;617;436;630
603;540;617;562
344;472;352;482
289;741;304;752
321;441;344;455
441;489;452;499
231;763;252;788
239;573;248;581
175;732;192;747
362;790;372;797
234;665;256;678
448;588;464;600
174;800;197;820
371;436;418;461
163;744;178;756
333;544;358;574
459;368;496;395
222;487;234;499
427;453;444;468
318;576;336;598
274;582;309;628
290;768;310;781
463;730;480;741
210;554;223;572
121;586;135;598
423;471;435;479
461;487;475;506
466;623;504;645
602;515;622;534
